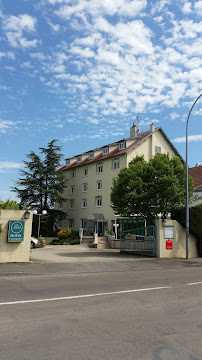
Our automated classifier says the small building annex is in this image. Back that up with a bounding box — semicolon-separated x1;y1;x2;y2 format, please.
58;123;183;236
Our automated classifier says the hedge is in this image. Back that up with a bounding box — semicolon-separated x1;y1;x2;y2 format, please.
171;204;202;257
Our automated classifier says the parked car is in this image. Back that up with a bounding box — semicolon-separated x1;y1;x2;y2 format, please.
30;237;40;249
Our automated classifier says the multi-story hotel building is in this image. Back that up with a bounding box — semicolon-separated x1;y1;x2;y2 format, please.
58;123;183;236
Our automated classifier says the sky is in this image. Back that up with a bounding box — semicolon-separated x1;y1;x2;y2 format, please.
0;0;202;201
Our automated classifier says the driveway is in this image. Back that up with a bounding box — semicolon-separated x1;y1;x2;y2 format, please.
28;244;202;274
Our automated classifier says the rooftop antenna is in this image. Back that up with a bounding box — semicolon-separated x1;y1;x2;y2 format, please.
135;114;141;133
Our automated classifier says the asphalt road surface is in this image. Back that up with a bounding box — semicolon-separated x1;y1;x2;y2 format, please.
0;246;202;360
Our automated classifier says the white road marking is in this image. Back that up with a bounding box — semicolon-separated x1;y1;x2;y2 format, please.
186;281;202;286
0;286;172;306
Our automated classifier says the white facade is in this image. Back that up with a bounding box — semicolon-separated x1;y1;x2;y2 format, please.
58;124;183;235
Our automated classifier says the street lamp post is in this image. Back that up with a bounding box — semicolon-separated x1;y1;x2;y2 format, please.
186;93;202;259
33;210;47;240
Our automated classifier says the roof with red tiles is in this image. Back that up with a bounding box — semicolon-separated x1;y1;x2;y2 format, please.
58;126;184;172
188;166;202;191
58;130;151;172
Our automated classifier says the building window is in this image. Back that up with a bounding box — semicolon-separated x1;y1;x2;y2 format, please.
77;155;82;163
97;180;102;190
97;163;103;173
72;170;76;179
70;200;75;209
119;142;126;150
69;219;74;229
102;147;109;155
113;159;120;170
84;168;88;176
89;152;94;159
96;196;102;207
82;199;87;208
66;159;70;166
155;146;161;155
83;183;88;192
71;185;75;194
82;219;87;228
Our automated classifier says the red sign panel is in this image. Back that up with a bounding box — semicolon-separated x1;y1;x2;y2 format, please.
166;239;173;250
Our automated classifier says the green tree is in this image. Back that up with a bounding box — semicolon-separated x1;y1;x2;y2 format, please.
111;154;194;222
0;198;20;210
12;140;66;224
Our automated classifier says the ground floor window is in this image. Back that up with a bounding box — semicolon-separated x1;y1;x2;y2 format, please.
69;219;74;229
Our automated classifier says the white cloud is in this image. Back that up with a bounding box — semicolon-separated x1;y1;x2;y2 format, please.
3;14;38;48
47;20;61;31
0;161;21;169
173;134;202;143
0;120;16;133
61;134;81;142
88;134;101;138
0;85;10;90
87;118;99;124
69;46;95;58
182;1;192;14
194;1;202;16
170;112;180;120
150;0;172;15
54;0;147;20
30;52;46;61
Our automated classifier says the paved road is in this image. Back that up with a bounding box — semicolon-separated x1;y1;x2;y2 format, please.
0;246;201;360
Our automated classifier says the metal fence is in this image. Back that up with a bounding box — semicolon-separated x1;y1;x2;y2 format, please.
120;225;157;257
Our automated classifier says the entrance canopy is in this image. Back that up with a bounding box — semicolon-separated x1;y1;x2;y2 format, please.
87;214;105;221
83;214;107;236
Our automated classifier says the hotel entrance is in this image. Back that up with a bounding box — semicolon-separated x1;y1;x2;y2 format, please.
82;214;107;236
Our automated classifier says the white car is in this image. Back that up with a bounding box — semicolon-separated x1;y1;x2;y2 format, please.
30;237;40;249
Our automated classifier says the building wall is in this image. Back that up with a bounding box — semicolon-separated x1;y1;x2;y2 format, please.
60;129;181;232
61;154;127;230
152;131;176;158
126;131;177;165
156;218;198;258
0;210;33;263
192;190;202;206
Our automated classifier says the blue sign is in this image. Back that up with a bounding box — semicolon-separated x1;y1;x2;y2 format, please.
8;220;25;242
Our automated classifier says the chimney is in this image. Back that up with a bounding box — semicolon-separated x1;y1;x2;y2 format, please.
150;123;155;133
130;123;138;139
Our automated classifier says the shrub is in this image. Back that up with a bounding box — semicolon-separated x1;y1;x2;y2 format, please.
49;238;80;245
58;228;71;240
171;204;202;257
69;230;79;239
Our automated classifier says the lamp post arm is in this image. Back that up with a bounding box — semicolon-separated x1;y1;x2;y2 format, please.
186;93;202;259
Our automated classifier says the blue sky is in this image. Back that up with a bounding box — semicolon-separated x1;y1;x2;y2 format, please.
0;0;202;201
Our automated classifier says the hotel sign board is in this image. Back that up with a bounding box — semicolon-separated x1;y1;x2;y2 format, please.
164;226;174;239
8;220;25;242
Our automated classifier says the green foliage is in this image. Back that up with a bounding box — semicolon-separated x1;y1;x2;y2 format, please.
12;139;67;228
50;238;80;245
0;198;20;210
69;230;79;239
171;204;202;257
0;224;2;235
111;154;194;222
58;227;71;240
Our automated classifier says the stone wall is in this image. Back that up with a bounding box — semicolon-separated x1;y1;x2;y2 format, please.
155;218;198;258
0;210;33;263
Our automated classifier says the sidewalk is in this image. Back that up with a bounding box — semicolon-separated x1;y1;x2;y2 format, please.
0;244;202;276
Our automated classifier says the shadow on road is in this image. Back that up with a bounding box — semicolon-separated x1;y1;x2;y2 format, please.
56;251;144;258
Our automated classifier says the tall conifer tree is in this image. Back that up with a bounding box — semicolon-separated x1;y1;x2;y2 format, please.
12;140;66;223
